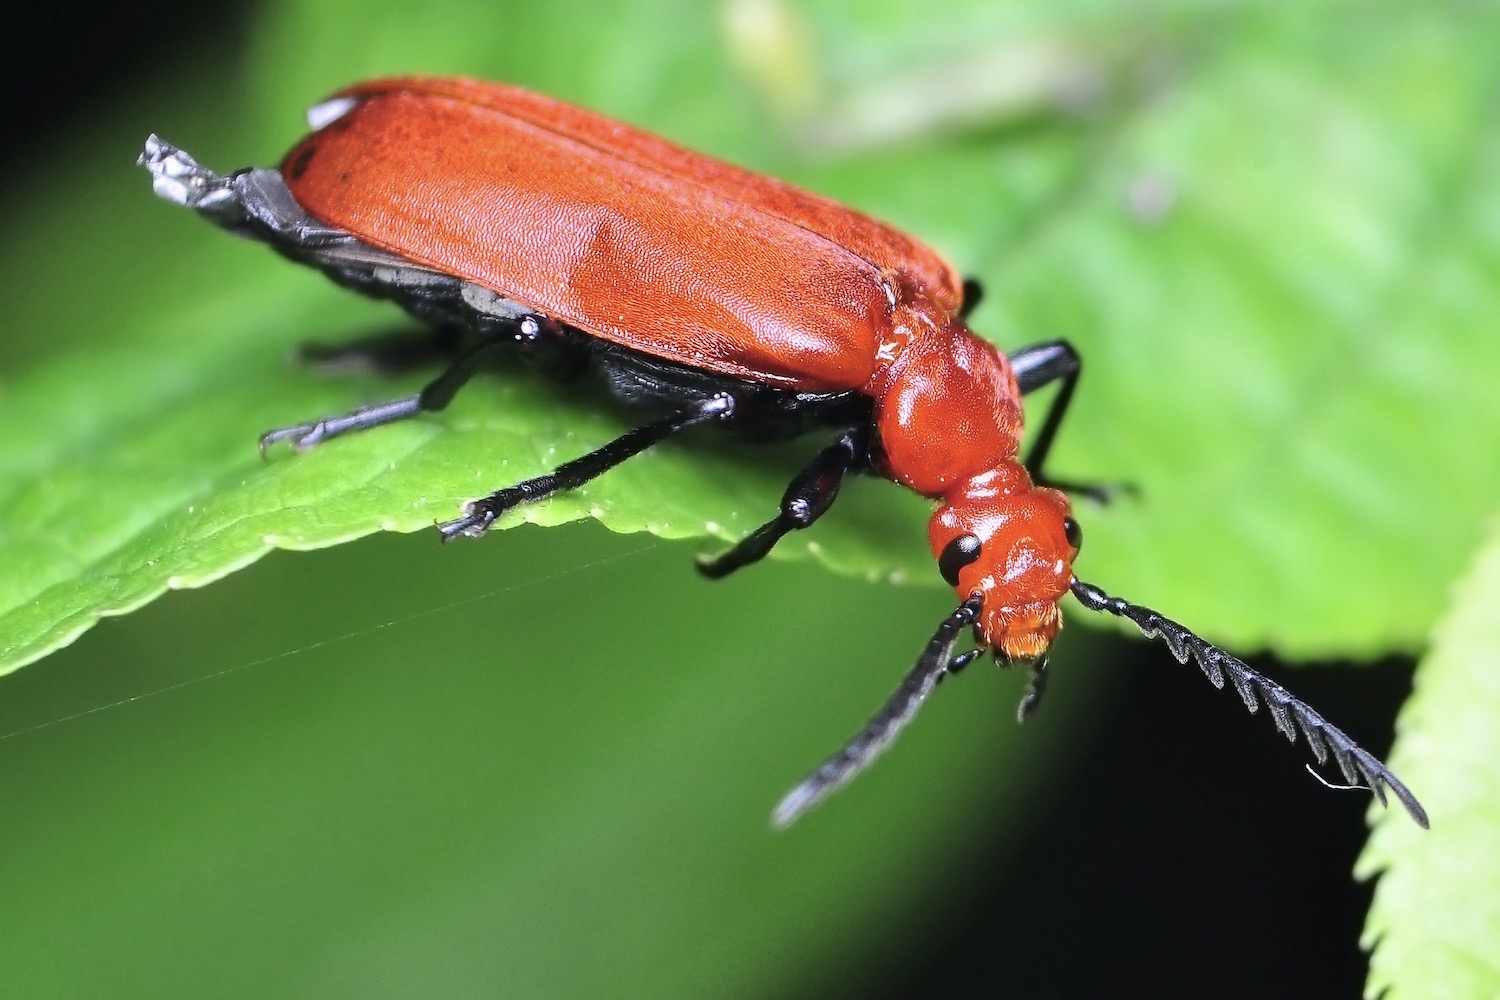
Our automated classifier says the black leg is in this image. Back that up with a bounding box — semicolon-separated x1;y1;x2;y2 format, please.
696;427;868;579
260;335;507;453
936;648;985;686
1007;339;1120;503
959;277;984;320
438;394;735;539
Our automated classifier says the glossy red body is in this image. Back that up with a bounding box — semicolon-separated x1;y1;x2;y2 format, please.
281;77;1076;656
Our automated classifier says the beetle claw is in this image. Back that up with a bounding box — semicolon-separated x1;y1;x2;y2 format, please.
436;504;496;541
259;422;325;454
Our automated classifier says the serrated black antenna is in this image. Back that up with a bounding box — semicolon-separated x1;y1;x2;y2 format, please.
1070;579;1429;828
773;595;983;828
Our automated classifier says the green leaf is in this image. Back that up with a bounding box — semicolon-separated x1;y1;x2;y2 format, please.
2;5;1496;673
1359;514;1500;999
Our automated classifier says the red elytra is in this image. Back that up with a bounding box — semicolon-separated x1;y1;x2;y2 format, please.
285;77;961;393
140;76;1427;828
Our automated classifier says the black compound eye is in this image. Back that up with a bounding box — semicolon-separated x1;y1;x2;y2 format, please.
938;533;983;586
1063;516;1083;551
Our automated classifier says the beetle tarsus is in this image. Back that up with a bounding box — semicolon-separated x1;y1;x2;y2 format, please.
259;422;324;454
437;506;496;540
260;395;424;454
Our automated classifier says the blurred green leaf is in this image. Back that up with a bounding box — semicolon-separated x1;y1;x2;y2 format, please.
0;523;1100;998
1359;514;1500;1000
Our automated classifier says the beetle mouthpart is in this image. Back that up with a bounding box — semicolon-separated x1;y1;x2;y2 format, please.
1016;654;1050;723
996;630;1053;662
981;600;1060;662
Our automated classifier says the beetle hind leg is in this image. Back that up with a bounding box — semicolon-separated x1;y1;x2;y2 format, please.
260;335;504;453
696;426;868;579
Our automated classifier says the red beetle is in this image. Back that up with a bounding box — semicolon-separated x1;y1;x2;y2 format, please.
140;76;1426;828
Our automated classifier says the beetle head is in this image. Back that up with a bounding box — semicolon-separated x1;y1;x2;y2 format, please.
928;465;1079;659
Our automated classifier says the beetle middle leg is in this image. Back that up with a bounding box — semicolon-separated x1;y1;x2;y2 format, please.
696;426;868;579
438;394;736;539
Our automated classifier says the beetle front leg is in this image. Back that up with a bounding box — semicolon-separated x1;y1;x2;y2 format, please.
1008;340;1126;503
696;426;868;579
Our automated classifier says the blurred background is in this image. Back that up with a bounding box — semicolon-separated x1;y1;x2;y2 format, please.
1;2;1489;997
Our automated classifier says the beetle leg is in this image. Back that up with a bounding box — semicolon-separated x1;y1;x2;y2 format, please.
1007;340;1127;503
696;426;868;579
260;335;505;453
437;394;736;539
959;277;984;319
937;648;985;684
